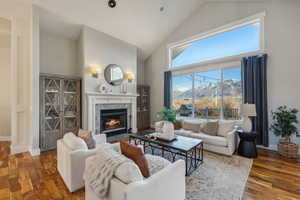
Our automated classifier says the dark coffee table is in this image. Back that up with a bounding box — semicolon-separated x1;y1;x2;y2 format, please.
129;132;203;176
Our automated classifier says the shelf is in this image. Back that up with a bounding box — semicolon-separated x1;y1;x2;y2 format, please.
46;90;59;93
64;115;76;118
45;130;60;132
45;117;60;120
64;91;77;94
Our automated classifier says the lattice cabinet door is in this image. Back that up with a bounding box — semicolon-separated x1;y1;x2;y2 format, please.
62;79;81;135
40;74;81;152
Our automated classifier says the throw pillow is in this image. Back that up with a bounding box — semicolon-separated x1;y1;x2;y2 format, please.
63;132;88;150
202;121;219;136
115;161;143;184
120;141;150;178
182;120;202;133
78;129;96;149
173;121;182;130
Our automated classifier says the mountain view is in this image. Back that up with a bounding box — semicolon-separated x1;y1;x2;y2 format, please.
173;79;242;100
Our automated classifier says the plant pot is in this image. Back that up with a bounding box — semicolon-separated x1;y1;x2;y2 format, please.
173;121;182;130
277;140;299;159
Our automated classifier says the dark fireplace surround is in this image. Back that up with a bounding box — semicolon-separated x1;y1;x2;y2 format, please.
95;103;132;137
100;109;128;137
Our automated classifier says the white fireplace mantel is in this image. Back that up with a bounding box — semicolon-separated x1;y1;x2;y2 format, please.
86;92;138;133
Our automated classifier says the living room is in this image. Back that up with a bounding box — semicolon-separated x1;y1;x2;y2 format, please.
1;0;300;199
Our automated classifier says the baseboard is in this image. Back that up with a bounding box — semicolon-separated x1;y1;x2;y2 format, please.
10;144;29;155
0;136;11;141
257;144;277;151
29;147;41;156
258;144;300;154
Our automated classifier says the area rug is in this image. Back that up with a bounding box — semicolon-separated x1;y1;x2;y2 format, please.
146;148;252;200
185;151;252;200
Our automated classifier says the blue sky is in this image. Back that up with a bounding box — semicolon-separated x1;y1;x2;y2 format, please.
172;24;259;91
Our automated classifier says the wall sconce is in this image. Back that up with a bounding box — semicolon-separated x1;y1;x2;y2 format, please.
125;72;135;83
87;65;101;78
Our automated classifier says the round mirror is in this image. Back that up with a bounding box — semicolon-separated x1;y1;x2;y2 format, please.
104;64;124;86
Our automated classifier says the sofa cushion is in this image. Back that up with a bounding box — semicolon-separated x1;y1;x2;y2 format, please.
201;121;219;136
218;121;235;137
180;132;227;147
145;154;171;175
182;120;203;133
115;161;143;184
120;141;150;178
175;129;193;137
78;129;96;149
63;132;88;151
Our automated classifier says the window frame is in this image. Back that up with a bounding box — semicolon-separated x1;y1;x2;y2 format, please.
171;61;243;120
167;12;266;69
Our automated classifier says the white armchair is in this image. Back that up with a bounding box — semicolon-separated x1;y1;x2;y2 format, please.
85;156;186;200
57;133;120;192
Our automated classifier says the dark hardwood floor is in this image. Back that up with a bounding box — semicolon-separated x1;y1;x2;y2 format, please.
244;149;300;200
0;141;299;200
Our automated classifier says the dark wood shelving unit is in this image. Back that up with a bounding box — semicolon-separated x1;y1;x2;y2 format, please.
137;85;150;131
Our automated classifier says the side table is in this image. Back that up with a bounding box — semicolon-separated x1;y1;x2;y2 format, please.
237;130;258;158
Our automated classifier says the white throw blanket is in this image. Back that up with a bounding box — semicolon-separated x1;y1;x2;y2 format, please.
83;148;131;198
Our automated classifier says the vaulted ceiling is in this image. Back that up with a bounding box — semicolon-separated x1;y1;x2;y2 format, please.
33;0;205;59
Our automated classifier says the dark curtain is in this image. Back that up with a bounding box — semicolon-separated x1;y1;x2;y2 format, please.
242;54;269;147
164;71;172;109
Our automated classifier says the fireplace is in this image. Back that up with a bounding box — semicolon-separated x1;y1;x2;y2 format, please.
100;109;128;136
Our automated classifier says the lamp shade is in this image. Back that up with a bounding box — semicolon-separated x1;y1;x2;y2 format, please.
240;104;257;117
125;72;135;81
87;65;101;78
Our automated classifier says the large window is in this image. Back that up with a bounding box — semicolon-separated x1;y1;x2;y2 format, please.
172;74;193;117
194;70;222;119
169;15;264;68
169;14;265;120
172;67;242;120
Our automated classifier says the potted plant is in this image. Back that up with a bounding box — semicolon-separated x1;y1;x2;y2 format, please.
155;108;177;141
270;106;299;158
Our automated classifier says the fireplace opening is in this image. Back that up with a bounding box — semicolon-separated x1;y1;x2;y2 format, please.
100;109;127;136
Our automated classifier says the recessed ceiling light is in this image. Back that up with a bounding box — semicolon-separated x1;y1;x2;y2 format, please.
160;6;164;12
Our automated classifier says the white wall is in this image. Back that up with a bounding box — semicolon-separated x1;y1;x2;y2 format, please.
0;0;33;154
40;30;80;76
0;33;11;138
145;0;300;150
81;26;138;129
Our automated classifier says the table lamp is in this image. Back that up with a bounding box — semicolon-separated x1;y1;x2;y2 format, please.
240;104;257;132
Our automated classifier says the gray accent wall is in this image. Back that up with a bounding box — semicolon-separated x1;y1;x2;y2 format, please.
145;0;300;152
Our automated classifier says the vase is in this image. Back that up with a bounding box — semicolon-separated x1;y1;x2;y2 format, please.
161;121;175;141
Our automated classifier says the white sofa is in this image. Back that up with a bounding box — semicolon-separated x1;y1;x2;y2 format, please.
85;154;186;200
57;133;120;192
175;120;237;156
